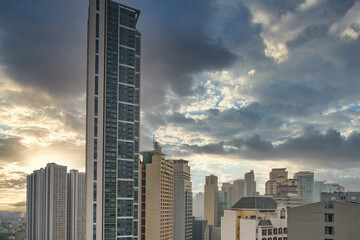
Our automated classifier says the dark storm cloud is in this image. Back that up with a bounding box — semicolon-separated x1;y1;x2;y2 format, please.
0;138;26;163
0;0;88;97
168;127;360;168
9;201;26;207
0;175;27;190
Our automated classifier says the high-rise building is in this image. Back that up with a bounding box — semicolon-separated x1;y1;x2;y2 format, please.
221;182;235;209
173;160;193;240
244;170;259;197
217;191;227;226
192;217;209;240
67;170;86;240
294;171;314;205
26;163;68;240
204;175;219;227
86;0;141;239
193;192;205;218
269;168;288;181
140;144;174;240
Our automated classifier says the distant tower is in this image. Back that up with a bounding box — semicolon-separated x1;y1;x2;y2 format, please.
172;160;193;240
27;163;68;240
294;171;315;204
204;175;219;227
140;143;174;239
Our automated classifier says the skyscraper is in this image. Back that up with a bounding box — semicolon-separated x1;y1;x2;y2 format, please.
140;144;174;240
244;170;258;197
204;175;219;227
193;192;205;219
26;163;68;240
67;170;86;240
294;171;314;205
86;0;141;239
173;160;193;240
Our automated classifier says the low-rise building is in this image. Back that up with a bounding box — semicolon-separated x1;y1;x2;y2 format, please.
221;197;288;240
288;201;360;240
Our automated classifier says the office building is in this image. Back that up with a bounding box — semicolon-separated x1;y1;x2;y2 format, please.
288;201;360;240
294;171;314;204
173;159;193;240
321;191;360;203
314;181;345;202
67;170;86;240
218;191;227;226
86;0;141;239
272;193;303;209
221;197;288;240
192;217;209;240
204;175;219;227
221;183;235;209
193;192;205;218
26;163;68;240
244;170;259;197
269;168;288;181
140;144;174;240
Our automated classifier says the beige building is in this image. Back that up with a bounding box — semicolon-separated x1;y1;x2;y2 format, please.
288;201;360;240
221;197;288;240
140;144;174;240
204;175;219;227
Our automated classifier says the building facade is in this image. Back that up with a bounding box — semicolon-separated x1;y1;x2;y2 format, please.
314;182;345;202
244;170;258;197
294;171;314;205
221;197;288;240
204;175;219;227
67;170;86;240
86;0;141;239
140;145;174;240
26;163;68;240
288;201;360;240
193;192;205;219
192;217;209;240
173;160;193;240
321;192;360;203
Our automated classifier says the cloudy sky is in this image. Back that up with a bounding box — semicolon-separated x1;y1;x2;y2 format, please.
1;0;360;211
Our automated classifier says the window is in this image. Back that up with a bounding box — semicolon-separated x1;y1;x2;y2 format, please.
273;228;277;234
95;97;98;116
325;226;334;235
94;139;98;159
94;118;98;137
94;161;97;180
325;213;334;222
284;228;287;234
278;228;282;234
118;160;133;179
93;182;97;201
95;55;99;74
95;76;98;95
262;229;267;236
117;200;133;217
268;229;272;235
96;14;99;38
93;204;97;223
351;196;357;201
96;0;99;10
96;39;99;53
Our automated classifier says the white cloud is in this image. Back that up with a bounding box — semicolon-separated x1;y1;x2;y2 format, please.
330;2;360;40
248;69;256;76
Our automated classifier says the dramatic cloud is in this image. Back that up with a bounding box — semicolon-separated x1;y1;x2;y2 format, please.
1;0;360;206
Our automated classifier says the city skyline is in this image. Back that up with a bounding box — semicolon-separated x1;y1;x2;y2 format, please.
1;0;360;212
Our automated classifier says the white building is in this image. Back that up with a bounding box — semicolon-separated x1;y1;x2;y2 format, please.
67;170;86;240
26;164;86;240
193;192;204;218
221;197;288;240
172;160;193;240
27;163;68;240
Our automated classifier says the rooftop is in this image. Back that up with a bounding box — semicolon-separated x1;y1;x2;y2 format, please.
231;197;277;210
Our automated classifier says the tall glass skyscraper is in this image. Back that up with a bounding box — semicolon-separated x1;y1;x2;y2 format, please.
86;0;141;239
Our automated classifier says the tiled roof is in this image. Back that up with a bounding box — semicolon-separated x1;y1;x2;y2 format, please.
231;197;277;210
